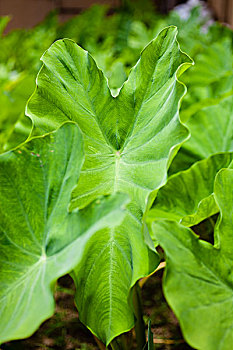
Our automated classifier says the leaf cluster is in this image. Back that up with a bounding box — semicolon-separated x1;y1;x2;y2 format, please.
0;1;233;349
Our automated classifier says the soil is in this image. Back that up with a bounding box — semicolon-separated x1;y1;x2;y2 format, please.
1;268;195;350
141;269;193;350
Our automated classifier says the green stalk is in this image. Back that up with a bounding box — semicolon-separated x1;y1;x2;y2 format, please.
110;341;120;350
110;333;129;350
208;216;216;231
133;282;146;349
94;335;106;350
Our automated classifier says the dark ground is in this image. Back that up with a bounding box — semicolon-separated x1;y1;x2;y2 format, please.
2;269;194;350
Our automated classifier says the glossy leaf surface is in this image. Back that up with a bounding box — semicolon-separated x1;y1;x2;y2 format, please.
26;27;191;344
0;123;127;343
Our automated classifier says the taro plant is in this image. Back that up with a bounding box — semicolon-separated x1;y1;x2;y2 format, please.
25;25;192;345
0;26;193;348
1;21;233;350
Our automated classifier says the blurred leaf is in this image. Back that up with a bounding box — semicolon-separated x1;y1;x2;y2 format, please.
171;94;233;173
0;16;10;36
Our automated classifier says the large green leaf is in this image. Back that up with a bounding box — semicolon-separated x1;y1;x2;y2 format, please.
152;168;233;350
0;122;128;343
26;27;192;344
147;153;233;228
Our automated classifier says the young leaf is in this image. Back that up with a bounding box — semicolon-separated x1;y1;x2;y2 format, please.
26;27;192;344
147;152;233;229
0;122;128;343
152;168;233;350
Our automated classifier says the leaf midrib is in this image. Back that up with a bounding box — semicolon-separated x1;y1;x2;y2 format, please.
120;30;176;150
0;257;43;303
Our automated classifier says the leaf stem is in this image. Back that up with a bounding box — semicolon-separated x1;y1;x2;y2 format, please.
139;262;166;288
94;335;106;350
110;334;129;350
208;216;216;231
133;282;146;349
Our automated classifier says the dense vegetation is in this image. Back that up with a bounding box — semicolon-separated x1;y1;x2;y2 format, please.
0;1;233;349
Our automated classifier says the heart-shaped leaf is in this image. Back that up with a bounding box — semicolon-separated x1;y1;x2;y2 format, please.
26;27;192;344
152;168;233;350
0;122;128;343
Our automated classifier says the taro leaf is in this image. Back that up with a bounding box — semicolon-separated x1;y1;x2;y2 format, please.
0;122;128;343
171;94;233;173
183;95;233;161
180;36;233;115
180;77;233;125
152;168;233;350
183;38;233;88
147;152;233;230
26;27;192;344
